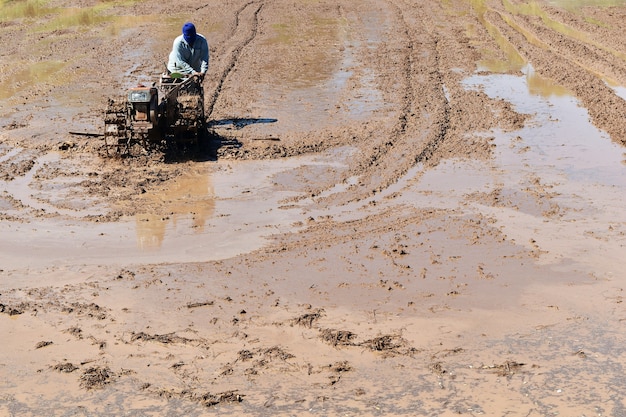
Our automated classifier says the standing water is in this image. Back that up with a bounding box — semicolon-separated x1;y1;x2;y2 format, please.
448;65;626;277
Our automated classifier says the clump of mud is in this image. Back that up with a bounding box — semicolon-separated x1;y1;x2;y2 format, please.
481;360;526;377
53;362;79;373
0;303;23;316
153;387;244;408
80;366;114;390
291;308;325;328
129;331;195;345
320;329;357;347
197;391;244;407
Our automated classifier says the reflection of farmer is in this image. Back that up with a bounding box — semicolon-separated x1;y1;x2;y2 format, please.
167;22;209;79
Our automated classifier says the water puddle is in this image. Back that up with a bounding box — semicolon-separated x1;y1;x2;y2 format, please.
504;0;626;64
470;0;626;87
450;70;626;276
133;169;216;250
300;61;626;278
0;146;22;163
470;0;528;72
524;65;571;97
611;84;626;100
0;153;353;270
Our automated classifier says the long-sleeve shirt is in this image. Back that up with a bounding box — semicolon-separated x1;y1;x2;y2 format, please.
167;34;209;74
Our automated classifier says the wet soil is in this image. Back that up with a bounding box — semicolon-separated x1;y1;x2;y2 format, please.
1;0;626;415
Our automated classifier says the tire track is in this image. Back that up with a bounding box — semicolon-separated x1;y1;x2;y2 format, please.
205;1;264;118
340;0;525;203
344;0;450;198
390;1;452;167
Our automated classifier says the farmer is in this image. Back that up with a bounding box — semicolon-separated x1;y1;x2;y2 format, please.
167;22;209;79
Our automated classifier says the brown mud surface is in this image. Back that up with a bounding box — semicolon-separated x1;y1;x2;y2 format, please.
2;0;626;415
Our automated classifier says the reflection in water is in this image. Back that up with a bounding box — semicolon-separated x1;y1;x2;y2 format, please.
135;213;167;250
524;65;571;97
461;69;626;276
503;0;626;63
469;0;572;97
135;170;215;250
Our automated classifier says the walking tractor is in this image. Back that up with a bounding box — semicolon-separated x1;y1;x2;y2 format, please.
104;73;205;156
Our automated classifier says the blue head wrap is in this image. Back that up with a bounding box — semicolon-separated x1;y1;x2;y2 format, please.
182;22;197;45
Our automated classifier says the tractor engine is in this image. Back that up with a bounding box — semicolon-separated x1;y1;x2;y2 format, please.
104;74;205;156
127;86;159;143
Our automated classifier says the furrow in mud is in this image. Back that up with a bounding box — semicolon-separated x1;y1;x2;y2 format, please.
351;0;415;169
230;1;258;39
502;1;626;71
205;2;264;117
501;1;626;78
254;0;525;205
330;0;449;203
483;3;626;146
338;0;499;201
202;0;454;195
384;0;415;137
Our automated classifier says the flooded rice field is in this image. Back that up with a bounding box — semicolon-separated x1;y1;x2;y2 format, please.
1;0;626;415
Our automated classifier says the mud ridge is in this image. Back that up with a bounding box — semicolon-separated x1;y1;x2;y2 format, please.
266;206;447;254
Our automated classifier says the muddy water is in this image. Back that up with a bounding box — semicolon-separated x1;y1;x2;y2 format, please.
2;1;626;414
259;69;626;302
460;67;626;276
3;55;624;278
0;155;352;270
0;1;388;271
299;61;626;279
474;0;626;87
0;61;67;101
